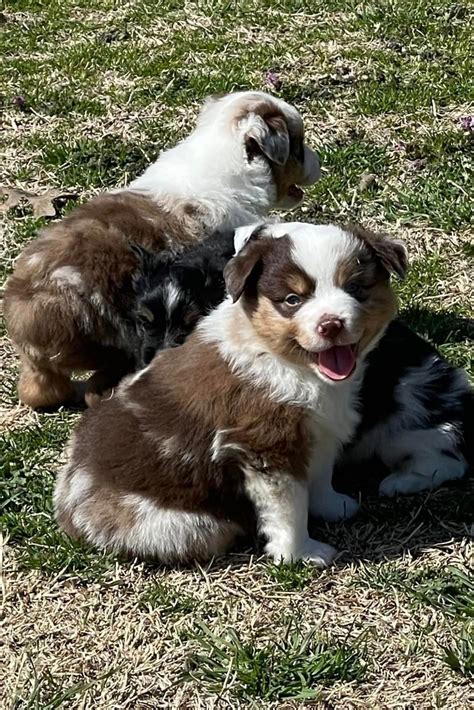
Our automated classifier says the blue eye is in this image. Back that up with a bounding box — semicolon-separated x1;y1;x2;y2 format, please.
284;293;302;306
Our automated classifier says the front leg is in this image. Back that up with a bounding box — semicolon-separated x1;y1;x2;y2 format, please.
244;470;336;567
309;440;360;522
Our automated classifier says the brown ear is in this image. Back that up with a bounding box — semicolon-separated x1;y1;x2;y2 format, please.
224;234;269;302
244;112;290;166
352;225;408;279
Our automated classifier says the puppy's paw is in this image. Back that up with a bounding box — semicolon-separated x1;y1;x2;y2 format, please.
379;471;429;497
300;539;337;568
310;490;360;522
266;539;337;568
379;459;466;497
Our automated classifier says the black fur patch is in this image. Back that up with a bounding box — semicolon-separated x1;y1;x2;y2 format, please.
130;230;235;367
346;319;473;469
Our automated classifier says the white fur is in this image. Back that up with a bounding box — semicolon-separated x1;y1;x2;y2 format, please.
164;280;181;315
160;435;180;458
62;480;238;561
244;468;336;566
235;222;381;364
50;266;84;289
27;253;43;268
116;495;239;561
199;222;374;530
211;428;248;463
54;464;92;514
129;92;319;232
122;362;153;389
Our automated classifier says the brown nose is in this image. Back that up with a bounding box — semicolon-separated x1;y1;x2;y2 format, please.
317;316;343;340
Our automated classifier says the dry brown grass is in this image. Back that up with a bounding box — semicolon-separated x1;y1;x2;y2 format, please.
1;0;473;707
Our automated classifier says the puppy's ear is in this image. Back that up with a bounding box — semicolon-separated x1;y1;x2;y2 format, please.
352;226;408;279
374;238;408;279
244;112;290;166
224;231;269;302
234;223;267;254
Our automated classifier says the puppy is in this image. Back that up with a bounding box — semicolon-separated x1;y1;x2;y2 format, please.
130;229;235;367
131;226;473;498
54;222;406;565
340;319;473;496
4;91;319;409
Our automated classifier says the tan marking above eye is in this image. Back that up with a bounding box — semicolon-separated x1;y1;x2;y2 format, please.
286;272;315;296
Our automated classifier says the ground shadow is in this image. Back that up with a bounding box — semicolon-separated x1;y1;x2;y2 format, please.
399;306;474;347
309;473;474;566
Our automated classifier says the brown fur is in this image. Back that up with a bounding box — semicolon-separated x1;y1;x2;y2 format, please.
55;223;402;564
236;95;308;194
5;94;313;410
225;227;401;367
4;191;201;408
56;335;311;557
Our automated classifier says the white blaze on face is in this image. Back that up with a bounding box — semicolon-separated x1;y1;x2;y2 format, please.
246;223;363;383
286;226;362;349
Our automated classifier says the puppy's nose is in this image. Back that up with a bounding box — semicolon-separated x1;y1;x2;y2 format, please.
317;316;343;340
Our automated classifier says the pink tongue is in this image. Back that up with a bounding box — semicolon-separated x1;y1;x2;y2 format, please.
318;345;356;381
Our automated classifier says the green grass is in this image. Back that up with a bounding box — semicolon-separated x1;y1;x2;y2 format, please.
139;581;198;617
440;626;474;678
354;564;474;619
265;560;320;590
11;660;119;710
184;620;367;701
1;417;118;580
1;0;473;706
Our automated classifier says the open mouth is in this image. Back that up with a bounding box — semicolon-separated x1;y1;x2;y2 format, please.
310;344;358;381
287;184;304;201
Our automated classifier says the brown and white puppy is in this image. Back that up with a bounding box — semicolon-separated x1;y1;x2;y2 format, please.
54;222;406;566
4;91;319;409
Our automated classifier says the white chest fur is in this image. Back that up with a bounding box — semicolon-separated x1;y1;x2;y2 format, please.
199;300;362;447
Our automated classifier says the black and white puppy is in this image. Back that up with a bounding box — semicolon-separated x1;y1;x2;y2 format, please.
130;230;235;367
340;318;473;497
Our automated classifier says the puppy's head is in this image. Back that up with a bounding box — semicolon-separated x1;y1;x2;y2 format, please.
131;244;229;365
195;91;320;209
225;222;407;383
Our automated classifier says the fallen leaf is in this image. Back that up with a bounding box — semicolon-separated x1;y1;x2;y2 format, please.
264;70;282;91
0;187;78;218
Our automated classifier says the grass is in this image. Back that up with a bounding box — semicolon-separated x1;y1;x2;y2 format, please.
184;619;367;701
440;626;474;679
1;0;473;706
354;563;474;618
11;661;119;710
139;580;198;617
265;559;320;590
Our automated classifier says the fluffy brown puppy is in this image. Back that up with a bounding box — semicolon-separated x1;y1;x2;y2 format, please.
4;91;319;408
54;221;406;566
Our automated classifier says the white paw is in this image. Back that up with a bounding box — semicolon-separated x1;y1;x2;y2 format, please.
380;462;466;497
265;539;337;568
310;490;360;522
300;539;337;568
380;471;433;496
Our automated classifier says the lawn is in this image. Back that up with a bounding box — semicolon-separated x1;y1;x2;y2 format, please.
1;0;473;707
